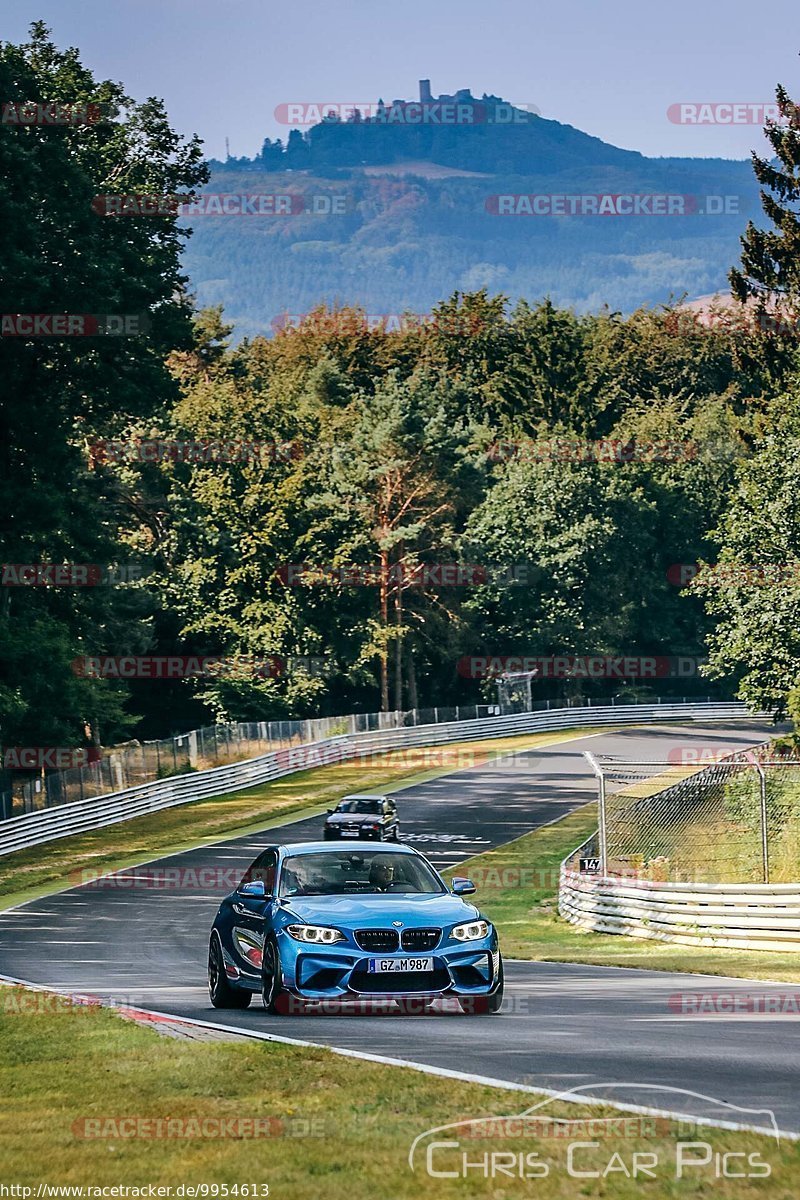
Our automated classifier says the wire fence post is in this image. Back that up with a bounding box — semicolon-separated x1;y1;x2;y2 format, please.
584;751;608;876
754;759;769;884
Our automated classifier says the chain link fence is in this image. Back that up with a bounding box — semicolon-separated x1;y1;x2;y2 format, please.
583;749;800;884
1;712;399;819
1;693;720;820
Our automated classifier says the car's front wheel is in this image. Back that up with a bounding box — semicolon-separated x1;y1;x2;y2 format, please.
208;934;251;1009
261;937;291;1014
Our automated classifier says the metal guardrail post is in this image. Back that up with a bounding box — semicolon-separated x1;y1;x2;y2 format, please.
753;759;769;884
584;751;608;875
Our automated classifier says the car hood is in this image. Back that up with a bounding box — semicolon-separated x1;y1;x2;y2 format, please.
325;813;378;825
277;892;480;927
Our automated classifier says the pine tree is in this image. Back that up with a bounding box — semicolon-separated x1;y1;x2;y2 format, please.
730;84;800;313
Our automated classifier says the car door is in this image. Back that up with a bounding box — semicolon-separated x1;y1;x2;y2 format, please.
385;797;398;836
228;849;278;969
233;849;276;928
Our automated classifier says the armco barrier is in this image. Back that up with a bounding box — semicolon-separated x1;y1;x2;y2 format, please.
558;747;800;951
0;701;761;858
558;869;800;952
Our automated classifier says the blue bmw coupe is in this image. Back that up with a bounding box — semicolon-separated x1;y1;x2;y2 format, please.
208;841;503;1014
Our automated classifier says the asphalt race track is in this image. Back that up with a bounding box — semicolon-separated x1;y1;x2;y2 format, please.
2;720;799;1134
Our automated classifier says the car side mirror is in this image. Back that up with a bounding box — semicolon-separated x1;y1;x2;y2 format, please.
239;879;268;898
327;808;333;814
451;877;476;896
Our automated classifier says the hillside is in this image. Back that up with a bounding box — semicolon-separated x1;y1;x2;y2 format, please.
180;86;761;337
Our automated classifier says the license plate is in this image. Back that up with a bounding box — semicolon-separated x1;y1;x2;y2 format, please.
340;830;359;837
368;957;434;973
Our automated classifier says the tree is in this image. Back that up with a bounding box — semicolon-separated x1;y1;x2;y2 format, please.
692;393;800;716
309;372;484;710
730;84;800;313
463;395;742;702
0;23;207;753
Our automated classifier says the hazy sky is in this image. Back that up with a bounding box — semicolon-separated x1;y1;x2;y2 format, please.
5;1;799;162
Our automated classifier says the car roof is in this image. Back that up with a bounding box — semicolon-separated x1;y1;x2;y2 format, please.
280;841;415;857
339;793;387;801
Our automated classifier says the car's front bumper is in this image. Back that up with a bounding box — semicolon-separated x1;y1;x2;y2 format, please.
323;825;384;840
274;932;501;1000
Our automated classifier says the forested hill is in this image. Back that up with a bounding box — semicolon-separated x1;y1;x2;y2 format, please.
214;94;644;176
180;91;761;338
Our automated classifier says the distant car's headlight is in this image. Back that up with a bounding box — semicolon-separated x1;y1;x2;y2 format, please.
451;920;490;942
286;924;345;945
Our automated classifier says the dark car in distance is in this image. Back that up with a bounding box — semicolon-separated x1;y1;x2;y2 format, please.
323;794;399;841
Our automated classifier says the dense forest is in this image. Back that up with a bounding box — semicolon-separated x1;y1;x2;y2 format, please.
181;159;762;339
3;25;800;767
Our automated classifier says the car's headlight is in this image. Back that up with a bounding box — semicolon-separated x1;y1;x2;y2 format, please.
451;919;490;942
285;924;345;945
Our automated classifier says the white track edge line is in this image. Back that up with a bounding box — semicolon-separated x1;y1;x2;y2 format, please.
0;972;796;1144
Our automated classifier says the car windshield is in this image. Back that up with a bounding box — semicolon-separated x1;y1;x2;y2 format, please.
336;798;382;813
279;851;444;896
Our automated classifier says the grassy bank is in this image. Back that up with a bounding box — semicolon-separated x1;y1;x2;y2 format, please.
0;984;795;1197
447;805;800;984
0;726;603;910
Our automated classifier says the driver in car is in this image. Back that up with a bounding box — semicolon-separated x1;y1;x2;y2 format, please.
281;862;310;896
368;859;397;891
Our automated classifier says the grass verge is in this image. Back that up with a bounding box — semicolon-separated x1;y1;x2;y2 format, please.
0;985;796;1196
0;726;605;911
446;804;800;984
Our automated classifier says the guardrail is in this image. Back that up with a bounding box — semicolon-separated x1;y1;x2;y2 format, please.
3;694;724;819
0;700;762;859
558;870;800;952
